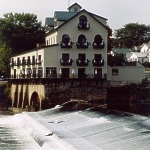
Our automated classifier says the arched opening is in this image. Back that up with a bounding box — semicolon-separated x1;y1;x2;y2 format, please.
30;92;40;111
62;34;70;43
76;34;89;48
78;15;90;30
60;34;72;48
93;34;105;49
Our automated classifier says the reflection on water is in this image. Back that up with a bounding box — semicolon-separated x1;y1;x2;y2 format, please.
0;115;41;150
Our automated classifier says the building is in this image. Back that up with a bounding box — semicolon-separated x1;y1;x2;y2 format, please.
108;48;145;84
10;3;108;80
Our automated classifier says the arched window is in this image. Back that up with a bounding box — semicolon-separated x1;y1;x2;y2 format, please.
78;15;90;30
60;34;72;48
93;34;105;49
76;34;89;48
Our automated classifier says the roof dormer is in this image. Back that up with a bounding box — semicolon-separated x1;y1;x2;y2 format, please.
67;3;82;12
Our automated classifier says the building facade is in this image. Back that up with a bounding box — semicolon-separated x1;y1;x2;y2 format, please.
10;3;108;80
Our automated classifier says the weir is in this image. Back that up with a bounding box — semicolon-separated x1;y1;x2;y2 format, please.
1;106;150;150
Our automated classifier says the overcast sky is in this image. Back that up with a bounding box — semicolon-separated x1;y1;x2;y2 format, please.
0;0;150;33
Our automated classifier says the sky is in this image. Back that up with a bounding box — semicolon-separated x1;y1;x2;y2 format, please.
0;0;150;34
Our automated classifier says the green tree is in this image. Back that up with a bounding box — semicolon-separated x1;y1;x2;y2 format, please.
0;43;12;77
0;12;45;54
114;23;150;48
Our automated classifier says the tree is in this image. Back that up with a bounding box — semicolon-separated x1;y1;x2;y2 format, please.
0;43;12;77
114;23;150;48
108;52;126;66
0;12;45;54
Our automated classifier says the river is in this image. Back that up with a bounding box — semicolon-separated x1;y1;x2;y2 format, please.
0;106;150;150
0;114;41;150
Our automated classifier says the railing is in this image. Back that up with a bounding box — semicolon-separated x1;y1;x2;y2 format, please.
76;59;89;66
60;41;73;48
92;42;105;49
76;41;89;48
77;22;90;30
92;59;104;66
60;59;73;66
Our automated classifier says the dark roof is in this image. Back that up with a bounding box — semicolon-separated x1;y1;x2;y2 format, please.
54;11;77;21
45;17;54;27
112;48;132;54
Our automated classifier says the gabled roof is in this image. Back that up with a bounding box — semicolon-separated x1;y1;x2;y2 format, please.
45;17;54;27
46;9;109;36
67;3;82;10
54;11;77;21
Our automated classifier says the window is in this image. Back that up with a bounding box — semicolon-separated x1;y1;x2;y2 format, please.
92;54;104;66
74;7;78;12
78;53;86;60
37;55;42;65
22;57;26;66
27;68;32;78
38;67;43;78
93;34;105;49
60;34;72;48
94;68;102;79
78;68;86;78
46;67;57;78
76;35;89;48
76;54;89;66
38;55;41;61
32;68;36;78
62;53;69;60
112;69;119;76
95;54;102;60
27;56;31;65
78;15;90;30
32;56;36;65
60;53;72;66
17;57;21;66
61;68;70;78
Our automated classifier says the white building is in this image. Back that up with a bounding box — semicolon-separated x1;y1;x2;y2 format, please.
10;3;145;84
10;3;108;79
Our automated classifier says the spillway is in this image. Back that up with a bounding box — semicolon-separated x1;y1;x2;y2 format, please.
1;106;150;150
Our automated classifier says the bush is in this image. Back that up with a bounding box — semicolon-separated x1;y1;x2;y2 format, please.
0;83;12;108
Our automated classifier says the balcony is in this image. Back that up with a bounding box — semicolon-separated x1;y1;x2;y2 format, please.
92;59;104;66
36;59;42;65
26;59;31;65
22;60;26;66
76;59;89;66
17;60;21;67
77;22;90;30
92;35;105;49
60;41;73;48
31;59;36;65
60;59;73;66
92;42;105;49
76;41;89;48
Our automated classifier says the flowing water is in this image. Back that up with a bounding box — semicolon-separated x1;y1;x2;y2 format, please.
0;114;41;150
0;107;150;150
